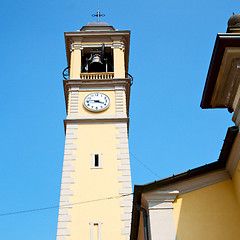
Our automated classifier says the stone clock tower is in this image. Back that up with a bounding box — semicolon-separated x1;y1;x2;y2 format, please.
56;21;132;240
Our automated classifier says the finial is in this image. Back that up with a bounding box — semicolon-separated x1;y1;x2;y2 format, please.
92;8;105;22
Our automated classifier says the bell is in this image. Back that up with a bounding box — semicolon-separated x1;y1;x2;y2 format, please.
88;54;104;72
90;54;103;65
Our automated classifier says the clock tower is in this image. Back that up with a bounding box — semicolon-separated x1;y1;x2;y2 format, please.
56;21;133;240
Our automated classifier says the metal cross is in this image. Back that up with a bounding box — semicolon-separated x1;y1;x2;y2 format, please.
92;8;105;22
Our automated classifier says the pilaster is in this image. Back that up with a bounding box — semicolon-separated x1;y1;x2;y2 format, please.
142;191;179;240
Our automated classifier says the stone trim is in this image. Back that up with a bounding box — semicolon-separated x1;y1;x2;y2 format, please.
233;98;240;127
69;91;79;116
56;124;78;240
116;122;132;240
115;90;125;117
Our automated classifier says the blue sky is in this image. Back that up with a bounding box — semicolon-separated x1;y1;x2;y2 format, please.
0;0;237;239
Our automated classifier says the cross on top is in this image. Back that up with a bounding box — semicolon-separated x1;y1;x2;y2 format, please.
92;8;105;22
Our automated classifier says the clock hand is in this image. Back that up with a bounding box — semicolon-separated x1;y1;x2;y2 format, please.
87;100;105;104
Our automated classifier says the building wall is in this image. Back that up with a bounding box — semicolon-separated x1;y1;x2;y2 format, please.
173;179;240;240
67;123;126;240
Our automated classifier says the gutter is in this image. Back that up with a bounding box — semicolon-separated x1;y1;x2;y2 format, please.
135;204;149;240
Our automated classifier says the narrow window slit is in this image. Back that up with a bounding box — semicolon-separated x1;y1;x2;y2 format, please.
94;154;99;167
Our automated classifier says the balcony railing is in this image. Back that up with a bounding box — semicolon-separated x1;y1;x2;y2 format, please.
80;72;114;80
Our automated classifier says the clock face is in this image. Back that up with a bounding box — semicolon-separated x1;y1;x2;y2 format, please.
83;92;110;112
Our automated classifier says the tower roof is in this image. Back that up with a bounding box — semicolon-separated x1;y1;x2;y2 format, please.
228;14;240;28
80;21;115;31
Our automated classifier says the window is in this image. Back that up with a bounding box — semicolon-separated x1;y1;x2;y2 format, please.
89;221;103;240
91;153;102;168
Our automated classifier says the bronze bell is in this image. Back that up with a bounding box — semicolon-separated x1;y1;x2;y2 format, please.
90;54;103;65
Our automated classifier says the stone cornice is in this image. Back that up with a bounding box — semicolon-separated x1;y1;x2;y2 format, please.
211;48;240;108
64;117;129;126
201;33;240;108
65;31;130;38
64;78;131;89
142;191;179;209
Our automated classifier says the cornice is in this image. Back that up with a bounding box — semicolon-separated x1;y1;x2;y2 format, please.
142;191;179;209
64;117;129;125
64;78;131;89
64;31;130;38
201;33;240;108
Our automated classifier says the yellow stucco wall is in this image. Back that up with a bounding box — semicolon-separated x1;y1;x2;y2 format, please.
113;48;125;78
67;123;125;240
231;133;240;207
173;180;240;240
70;49;81;79
232;160;240;207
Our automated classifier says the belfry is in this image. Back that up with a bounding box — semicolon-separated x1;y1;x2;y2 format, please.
56;20;133;240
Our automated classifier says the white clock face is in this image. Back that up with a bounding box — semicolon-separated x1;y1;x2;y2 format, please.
83;92;110;112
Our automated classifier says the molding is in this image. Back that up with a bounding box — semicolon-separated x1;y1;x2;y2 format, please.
155;169;230;195
64;117;129;124
71;43;123;51
65;31;130;38
211;50;240;108
67;114;124;119
64;78;131;88
142;191;179;210
233;98;240;127
56;125;78;240
116;122;132;240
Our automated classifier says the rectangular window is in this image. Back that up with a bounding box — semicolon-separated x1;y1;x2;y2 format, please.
94;154;99;167
91;153;102;168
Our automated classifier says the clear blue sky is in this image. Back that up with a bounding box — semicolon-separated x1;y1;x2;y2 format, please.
0;0;237;239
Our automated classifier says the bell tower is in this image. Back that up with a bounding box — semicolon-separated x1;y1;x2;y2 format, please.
57;21;133;240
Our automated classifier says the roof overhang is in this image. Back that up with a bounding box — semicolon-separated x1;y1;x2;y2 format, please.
201;34;240;109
